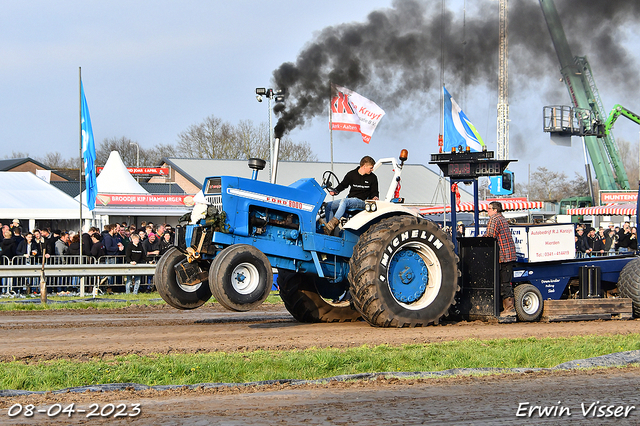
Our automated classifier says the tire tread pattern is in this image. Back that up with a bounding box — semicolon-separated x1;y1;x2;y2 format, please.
155;247;211;310
617;257;640;317
348;216;459;327
278;272;361;323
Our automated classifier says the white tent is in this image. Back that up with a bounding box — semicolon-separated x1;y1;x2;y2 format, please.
78;151;148;205
78;151;190;223
0;172;91;230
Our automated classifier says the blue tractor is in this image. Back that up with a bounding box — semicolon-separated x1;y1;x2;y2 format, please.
155;152;459;327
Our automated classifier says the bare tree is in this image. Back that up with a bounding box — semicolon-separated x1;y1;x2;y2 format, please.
38;152;75;170
617;137;639;189
235;119;269;160
524;167;570;201
152;143;178;164
566;172;590;197
176;116;236;159
5;151;29;159
175;114;317;161
524;166;593;201
96;136;162;167
278;138;317;161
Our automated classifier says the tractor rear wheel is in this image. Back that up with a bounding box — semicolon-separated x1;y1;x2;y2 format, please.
278;271;361;323
155;247;211;310
348;216;459;327
209;244;272;312
617;257;640;317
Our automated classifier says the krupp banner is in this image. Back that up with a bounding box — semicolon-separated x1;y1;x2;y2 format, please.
96;194;195;206
330;83;385;144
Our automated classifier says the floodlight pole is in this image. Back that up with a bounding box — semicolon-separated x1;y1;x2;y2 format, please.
130;141;139;181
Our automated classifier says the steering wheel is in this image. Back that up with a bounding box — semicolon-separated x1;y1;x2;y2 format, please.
321;171;340;191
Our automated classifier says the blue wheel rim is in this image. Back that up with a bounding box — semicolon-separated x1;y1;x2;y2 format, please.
388;249;428;303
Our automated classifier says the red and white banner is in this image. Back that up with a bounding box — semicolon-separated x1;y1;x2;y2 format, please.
96;167;169;176
330;84;385;144
418;198;544;215
96;194;196;207
568;203;637;216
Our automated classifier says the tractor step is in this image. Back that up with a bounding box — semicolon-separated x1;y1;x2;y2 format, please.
541;298;633;322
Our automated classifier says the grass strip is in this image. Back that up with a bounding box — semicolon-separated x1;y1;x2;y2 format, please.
0;293;283;311
1;334;638;392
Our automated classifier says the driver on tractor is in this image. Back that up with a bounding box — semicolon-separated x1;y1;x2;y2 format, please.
324;156;379;235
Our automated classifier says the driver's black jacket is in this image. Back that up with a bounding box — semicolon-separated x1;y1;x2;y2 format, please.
333;167;379;200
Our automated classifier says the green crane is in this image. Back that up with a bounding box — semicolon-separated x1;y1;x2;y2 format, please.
603;105;640;136
539;0;630;191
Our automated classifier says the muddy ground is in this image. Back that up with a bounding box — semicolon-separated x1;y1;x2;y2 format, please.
1;304;639;425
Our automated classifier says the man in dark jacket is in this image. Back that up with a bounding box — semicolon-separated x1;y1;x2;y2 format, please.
103;225;123;256
125;234;146;295
41;228;57;258
617;222;632;253
102;224;124;287
11;227;24;247
90;233;106;258
575;228;591;256
1;229;17;260
82;227;99;257
142;232;161;263
324;156;379;235
1;229;17;294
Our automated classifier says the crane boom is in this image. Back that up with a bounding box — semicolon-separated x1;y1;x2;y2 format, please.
539;0;630;190
496;0;509;161
605;105;640;135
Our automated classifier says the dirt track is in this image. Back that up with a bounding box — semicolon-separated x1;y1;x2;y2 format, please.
1;304;640;425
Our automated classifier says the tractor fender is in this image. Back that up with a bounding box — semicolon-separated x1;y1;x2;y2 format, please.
343;201;420;231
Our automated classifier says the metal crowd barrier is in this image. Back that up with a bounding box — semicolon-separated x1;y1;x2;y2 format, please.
575;249;626;259
0;255;158;296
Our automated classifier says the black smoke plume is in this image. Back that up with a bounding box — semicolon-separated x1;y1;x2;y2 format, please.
271;0;640;139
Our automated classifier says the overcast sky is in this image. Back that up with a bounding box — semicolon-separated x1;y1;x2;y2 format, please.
2;0;639;188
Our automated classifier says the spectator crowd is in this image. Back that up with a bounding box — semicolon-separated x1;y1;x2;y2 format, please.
0;219;178;296
574;222;637;257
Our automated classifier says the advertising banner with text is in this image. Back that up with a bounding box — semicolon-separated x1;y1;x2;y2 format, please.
96;194;195;206
96;167;169;176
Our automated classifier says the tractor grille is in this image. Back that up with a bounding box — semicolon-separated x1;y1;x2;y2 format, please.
206;195;222;210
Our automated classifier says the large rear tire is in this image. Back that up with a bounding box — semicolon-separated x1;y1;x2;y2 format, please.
617;257;640;317
155;247;212;310
209;244;272;312
348;216;459;327
514;284;543;322
278;271;361;323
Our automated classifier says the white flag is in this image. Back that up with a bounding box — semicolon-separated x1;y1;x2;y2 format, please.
330;84;385;144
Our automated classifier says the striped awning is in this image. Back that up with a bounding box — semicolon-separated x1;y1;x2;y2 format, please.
567;203;637;216
418;199;544;215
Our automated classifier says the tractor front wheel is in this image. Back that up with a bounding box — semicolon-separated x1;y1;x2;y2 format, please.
155;247;212;310
209;245;273;312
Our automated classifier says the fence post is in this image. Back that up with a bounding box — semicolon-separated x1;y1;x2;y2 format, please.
40;250;47;305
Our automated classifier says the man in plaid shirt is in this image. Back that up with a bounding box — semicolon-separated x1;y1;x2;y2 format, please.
485;201;517;318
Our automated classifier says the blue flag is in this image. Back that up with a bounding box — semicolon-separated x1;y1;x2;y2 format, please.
443;87;485;152
81;82;97;210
